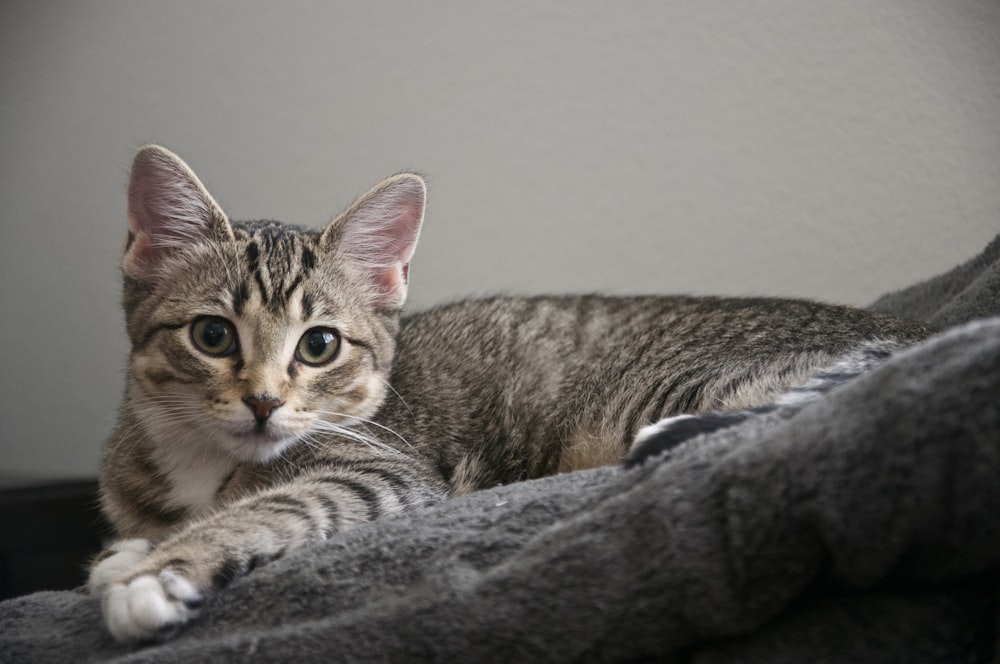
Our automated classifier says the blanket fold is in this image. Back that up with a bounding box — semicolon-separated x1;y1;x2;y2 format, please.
871;232;1000;328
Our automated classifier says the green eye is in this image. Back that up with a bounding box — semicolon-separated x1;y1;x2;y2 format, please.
190;317;238;356
296;327;341;366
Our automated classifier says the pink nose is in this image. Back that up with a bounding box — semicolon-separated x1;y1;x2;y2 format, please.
243;396;283;423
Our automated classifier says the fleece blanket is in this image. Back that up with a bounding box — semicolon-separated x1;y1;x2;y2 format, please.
2;233;999;663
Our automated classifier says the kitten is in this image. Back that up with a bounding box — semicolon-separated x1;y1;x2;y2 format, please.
89;145;931;641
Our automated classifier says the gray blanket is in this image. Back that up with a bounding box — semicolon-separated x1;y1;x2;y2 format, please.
3;234;999;663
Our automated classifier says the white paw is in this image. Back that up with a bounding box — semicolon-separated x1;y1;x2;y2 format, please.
103;569;204;642
88;539;153;595
632;415;694;449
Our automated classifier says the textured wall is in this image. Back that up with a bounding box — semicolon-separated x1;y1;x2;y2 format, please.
2;1;999;477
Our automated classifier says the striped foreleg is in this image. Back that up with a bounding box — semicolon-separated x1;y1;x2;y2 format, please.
99;462;444;642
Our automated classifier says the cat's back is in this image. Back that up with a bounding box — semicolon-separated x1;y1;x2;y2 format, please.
379;295;930;483
394;294;930;361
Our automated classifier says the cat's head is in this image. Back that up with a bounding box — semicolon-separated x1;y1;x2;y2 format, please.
121;145;425;464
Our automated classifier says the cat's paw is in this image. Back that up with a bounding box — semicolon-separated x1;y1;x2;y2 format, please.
626;412;751;467
103;567;204;642
633;415;696;448
88;539;153;595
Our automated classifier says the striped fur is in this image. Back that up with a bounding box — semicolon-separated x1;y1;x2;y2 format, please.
625;340;903;465
92;146;931;641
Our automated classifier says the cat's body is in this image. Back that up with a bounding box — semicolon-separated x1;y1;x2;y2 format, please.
373;293;929;487
91;146;930;641
101;293;928;537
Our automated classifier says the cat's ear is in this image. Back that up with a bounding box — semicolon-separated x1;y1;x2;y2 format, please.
321;173;426;310
124;145;234;285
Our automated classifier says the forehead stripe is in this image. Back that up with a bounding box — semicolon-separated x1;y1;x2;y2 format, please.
301;293;314;319
245;241;270;305
283;274;304;303
301;246;316;271
233;282;249;316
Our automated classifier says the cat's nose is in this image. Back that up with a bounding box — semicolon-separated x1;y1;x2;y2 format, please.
243;395;284;423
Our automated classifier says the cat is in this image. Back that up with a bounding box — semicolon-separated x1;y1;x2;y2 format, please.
88;145;931;641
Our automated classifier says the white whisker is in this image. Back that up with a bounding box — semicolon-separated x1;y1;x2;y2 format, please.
377;377;411;413
313;410;413;450
309;419;413;459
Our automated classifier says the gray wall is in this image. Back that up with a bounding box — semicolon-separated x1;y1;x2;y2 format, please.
2;1;999;479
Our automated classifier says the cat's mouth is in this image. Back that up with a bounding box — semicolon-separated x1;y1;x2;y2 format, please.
232;429;283;443
231;425;297;445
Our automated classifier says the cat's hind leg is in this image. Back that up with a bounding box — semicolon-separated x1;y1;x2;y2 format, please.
625;339;903;467
626;411;759;467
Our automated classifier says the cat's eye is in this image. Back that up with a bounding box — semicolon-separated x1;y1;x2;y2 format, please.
296;327;341;366
190;316;238;357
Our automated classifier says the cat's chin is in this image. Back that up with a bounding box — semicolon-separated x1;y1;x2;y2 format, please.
224;431;300;464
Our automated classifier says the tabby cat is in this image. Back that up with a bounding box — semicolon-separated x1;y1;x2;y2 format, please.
89;145;930;641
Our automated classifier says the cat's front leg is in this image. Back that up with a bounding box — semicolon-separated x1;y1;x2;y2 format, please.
100;467;443;641
100;486;328;641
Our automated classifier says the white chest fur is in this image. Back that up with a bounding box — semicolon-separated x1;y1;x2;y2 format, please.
151;441;237;515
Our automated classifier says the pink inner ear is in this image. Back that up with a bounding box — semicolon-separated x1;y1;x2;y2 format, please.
366;201;422;265
127;186;165;247
127;161;211;246
339;177;425;309
361;206;422;307
122;147;226;284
